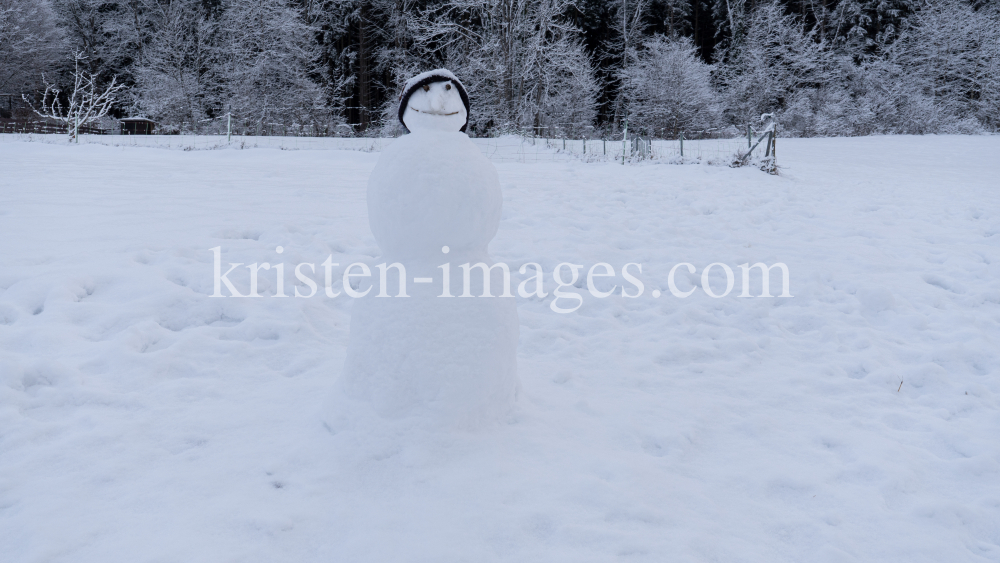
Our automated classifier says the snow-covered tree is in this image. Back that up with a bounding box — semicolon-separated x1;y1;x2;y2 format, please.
621;35;720;136
779;58;869;137
409;0;598;136
713;0;746;48
609;0;649;129
20;0;996;137
129;0;223;131
654;0;692;38
534;34;600;137
219;0;334;134
49;0;117;80
345;0;426;134
24;52;125;141
890;0;999;131
714;1;827;130
827;0;920;48
0;0;64;97
801;0;1000;136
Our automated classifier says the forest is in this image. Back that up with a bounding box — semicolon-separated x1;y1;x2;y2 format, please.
2;0;998;137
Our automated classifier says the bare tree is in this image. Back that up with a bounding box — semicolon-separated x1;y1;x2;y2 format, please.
24;52;125;141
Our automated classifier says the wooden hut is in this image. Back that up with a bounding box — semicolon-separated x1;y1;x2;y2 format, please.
120;117;156;135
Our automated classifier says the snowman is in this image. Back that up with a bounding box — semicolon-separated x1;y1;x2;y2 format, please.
335;69;519;428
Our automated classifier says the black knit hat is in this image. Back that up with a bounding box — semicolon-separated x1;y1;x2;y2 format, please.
398;69;470;133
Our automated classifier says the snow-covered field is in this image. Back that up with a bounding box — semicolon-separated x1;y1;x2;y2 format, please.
1;134;998;562
0;131;750;163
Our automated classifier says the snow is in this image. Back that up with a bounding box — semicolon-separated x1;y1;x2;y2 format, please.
1;134;998;562
0;131;754;164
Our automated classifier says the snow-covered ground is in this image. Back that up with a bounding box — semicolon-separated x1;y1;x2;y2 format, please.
1;134;998;562
0;131;750;163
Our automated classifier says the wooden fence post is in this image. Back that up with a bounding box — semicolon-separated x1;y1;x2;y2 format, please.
772;123;777;164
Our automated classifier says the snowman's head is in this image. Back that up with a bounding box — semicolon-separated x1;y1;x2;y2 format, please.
398;69;470;133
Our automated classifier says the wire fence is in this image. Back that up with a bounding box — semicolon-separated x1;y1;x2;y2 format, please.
522;136;755;165
1;127;778;167
0;119;108;135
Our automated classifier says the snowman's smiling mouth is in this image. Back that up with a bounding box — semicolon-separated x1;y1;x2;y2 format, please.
409;107;460;116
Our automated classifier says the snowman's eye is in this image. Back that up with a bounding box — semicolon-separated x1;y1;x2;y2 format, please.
446;83;452;90
422;84;429;92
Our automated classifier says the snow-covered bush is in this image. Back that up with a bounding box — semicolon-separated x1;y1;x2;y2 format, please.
714;2;828;133
780;83;858;138
621;35;720;137
890;0;999;132
713;0;999;136
845;57;959;135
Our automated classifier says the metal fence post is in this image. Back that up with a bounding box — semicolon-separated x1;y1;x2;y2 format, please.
680;130;684;157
